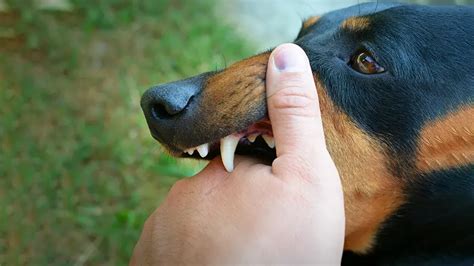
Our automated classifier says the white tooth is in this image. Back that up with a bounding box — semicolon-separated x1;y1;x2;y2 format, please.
247;133;259;143
262;135;275;149
186;148;194;155
196;143;209;158
220;135;240;172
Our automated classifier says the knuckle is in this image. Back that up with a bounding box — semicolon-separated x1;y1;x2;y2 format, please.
278;71;307;85
268;72;318;115
269;88;318;116
271;91;313;108
168;179;189;196
173;178;188;189
274;154;316;183
142;213;156;232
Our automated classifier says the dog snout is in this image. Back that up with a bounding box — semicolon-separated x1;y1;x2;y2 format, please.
141;73;210;146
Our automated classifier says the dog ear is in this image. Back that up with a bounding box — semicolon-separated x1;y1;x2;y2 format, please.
296;16;320;39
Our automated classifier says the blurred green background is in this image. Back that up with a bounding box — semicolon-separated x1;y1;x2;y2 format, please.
0;0;252;264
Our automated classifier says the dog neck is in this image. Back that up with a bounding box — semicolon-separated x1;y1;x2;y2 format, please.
342;164;474;265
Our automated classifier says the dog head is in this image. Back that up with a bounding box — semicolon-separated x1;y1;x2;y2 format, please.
141;3;474;253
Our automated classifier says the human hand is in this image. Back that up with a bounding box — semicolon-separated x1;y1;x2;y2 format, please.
130;43;345;265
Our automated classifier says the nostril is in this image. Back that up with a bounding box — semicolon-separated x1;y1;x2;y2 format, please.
151;103;175;120
143;78;200;121
149;95;194;120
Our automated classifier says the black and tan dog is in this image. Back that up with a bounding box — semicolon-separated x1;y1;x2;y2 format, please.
141;3;474;265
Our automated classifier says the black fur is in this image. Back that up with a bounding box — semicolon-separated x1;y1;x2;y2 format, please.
297;4;474;173
296;3;474;265
343;166;474;265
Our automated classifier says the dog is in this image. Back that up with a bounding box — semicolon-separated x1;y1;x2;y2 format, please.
140;3;474;265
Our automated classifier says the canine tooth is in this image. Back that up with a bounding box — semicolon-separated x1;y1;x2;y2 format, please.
220;135;240;172
186;148;195;155
247;133;259;143
196;143;209;158
262;135;275;149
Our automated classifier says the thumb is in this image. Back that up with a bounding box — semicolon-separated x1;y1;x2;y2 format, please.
266;43;326;164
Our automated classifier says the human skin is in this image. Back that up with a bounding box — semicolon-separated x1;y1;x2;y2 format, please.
130;43;345;265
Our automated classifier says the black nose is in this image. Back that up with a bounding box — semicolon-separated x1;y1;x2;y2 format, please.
142;78;197;120
142;74;208;120
141;73;208;143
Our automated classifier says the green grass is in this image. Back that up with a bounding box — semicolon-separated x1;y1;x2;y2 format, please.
0;0;253;264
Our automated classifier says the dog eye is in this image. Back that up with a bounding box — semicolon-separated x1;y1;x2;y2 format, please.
350;51;385;74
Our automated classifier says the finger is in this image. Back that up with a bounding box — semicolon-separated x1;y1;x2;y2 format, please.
130;217;153;265
195;156;262;180
185;156;259;188
186;157;228;187
266;44;327;165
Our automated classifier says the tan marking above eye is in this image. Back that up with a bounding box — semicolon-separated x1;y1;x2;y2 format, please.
341;16;370;31
302;16;321;30
416;107;474;173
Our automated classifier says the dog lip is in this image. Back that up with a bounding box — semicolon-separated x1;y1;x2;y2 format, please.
150;131;163;143
180;118;272;152
176;119;275;171
149;131;184;155
180;136;277;163
148;117;275;167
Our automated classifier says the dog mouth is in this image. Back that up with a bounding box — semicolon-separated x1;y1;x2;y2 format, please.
178;119;276;172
